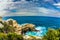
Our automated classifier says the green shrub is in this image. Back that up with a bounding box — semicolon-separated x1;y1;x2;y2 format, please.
7;33;23;40
0;26;15;33
0;33;8;40
0;33;23;40
42;28;60;40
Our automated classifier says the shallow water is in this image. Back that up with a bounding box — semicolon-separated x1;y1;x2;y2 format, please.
26;26;47;36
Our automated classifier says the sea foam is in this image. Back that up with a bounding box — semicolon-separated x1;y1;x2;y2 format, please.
25;26;47;37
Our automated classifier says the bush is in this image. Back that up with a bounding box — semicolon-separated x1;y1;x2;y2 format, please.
0;26;15;33
7;33;23;40
42;28;60;40
0;33;8;40
0;33;23;40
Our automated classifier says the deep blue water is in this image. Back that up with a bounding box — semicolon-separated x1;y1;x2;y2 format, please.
3;16;60;36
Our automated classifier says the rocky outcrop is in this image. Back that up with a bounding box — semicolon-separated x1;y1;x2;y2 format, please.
0;17;42;40
0;17;39;35
6;19;39;34
21;24;39;34
6;18;22;34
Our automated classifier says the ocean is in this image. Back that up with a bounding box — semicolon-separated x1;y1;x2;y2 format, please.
3;16;60;36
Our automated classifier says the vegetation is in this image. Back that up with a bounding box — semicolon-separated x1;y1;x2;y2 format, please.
42;28;60;40
0;33;7;40
0;18;60;40
0;33;23;40
0;25;60;40
0;26;23;40
7;33;23;40
0;26;15;33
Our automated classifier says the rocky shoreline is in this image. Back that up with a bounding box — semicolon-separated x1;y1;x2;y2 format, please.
0;17;41;40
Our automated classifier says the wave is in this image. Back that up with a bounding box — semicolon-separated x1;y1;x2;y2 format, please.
25;26;47;37
17;23;47;36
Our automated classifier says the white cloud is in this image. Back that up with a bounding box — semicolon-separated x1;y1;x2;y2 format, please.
0;0;13;2
38;7;58;14
37;7;60;17
0;0;8;16
53;3;60;8
3;7;60;17
3;12;38;16
0;11;6;16
0;1;60;17
53;3;60;5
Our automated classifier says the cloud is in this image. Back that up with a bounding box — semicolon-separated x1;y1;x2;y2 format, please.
3;12;38;16
53;2;60;8
0;1;60;17
37;7;60;17
3;7;60;17
53;3;60;5
0;0;8;16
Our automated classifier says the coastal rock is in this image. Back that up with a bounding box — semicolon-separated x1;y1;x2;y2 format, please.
6;18;22;34
0;17;39;35
22;23;39;34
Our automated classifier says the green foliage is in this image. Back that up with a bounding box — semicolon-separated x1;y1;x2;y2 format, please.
0;33;23;40
0;33;8;40
7;33;23;40
0;25;60;40
42;28;60;40
0;26;15;33
0;28;4;33
4;26;15;33
0;23;23;40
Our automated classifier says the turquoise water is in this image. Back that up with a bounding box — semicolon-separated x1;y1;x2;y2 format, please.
3;16;60;36
25;26;47;36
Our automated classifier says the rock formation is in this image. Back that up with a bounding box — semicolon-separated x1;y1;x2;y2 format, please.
21;24;39;34
0;17;39;35
6;18;22;34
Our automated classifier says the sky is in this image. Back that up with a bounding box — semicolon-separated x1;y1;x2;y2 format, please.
0;0;60;17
